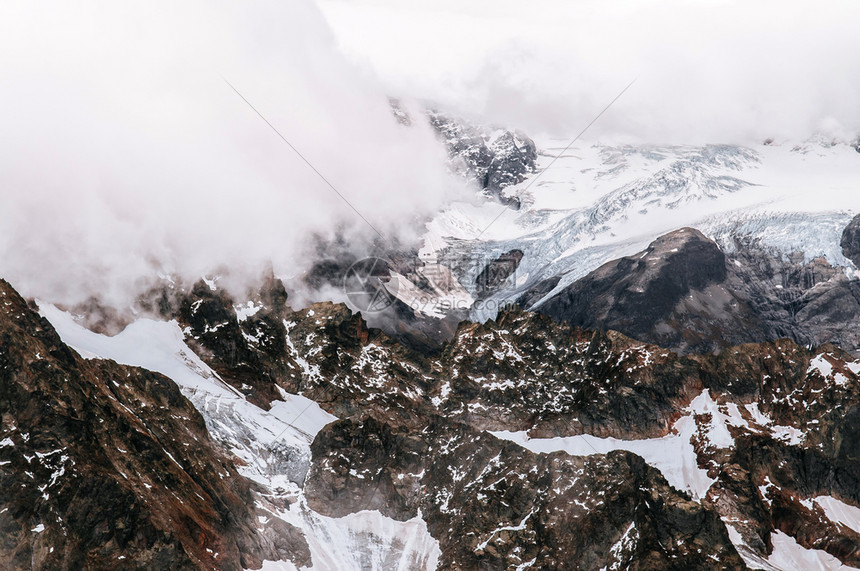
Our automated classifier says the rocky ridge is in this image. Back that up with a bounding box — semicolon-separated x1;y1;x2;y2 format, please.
143;278;860;567
420;104;537;209
533;225;860;355
0;279;307;570
6;265;860;568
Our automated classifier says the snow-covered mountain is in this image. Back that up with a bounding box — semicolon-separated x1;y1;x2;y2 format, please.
6;0;860;568
3;106;860;570
408;131;860;332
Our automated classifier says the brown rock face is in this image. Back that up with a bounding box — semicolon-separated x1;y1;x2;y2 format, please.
169;281;860;567
0;279;306;570
9;263;860;569
305;419;744;570
535;226;860;354
279;301;860;568
178;278;303;409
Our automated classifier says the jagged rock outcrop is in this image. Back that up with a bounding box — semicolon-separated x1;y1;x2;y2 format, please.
427;109;536;209
12;267;860;568
285;301;860;568
171;282;860;567
387;99;537;209
474;249;524;300
0;279;308;570
726;236;860;352
178;277;302;409
533;225;860;354
306;420;743;570
691;344;860;566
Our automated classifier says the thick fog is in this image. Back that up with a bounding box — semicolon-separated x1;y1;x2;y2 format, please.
0;0;460;307
320;0;860;144
2;0;859;309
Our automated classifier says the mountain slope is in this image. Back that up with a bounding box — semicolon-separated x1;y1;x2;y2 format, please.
0;279;302;570
416;136;860;334
7;270;860;568
532;225;860;354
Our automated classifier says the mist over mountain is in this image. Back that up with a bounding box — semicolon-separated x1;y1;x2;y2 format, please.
0;0;462;308
321;0;860;144
3;2;860;570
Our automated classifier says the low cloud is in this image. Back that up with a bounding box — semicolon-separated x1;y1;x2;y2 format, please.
321;0;860;143
0;0;461;306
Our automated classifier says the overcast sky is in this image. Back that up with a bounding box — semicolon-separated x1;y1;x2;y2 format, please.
319;0;860;143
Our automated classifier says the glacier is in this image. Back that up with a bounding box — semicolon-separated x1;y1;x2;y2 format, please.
413;138;860;323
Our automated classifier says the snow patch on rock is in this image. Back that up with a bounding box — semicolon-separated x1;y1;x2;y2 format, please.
40;303;441;570
492;391;722;501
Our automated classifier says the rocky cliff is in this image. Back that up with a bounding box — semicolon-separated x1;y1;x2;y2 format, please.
0;279;307;570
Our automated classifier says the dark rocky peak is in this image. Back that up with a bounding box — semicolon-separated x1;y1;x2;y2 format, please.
534;224;860;354
618;226;728;292
253;269;289;316
426;108;536;209
180;280;237;334
536;227;733;352
176;277;303;408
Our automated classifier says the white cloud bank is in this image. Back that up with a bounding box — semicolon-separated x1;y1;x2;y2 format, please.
0;0;460;306
320;0;860;143
3;0;858;308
